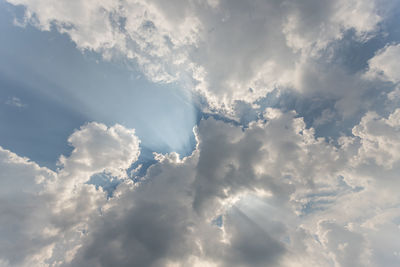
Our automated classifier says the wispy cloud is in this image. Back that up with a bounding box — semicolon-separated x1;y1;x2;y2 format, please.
5;96;26;108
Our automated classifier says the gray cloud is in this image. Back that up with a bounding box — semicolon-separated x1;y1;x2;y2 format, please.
5;0;386;110
0;122;140;266
1;107;400;266
1;0;400;266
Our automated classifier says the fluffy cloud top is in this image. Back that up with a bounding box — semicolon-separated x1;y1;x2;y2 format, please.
352;109;400;168
366;43;400;84
6;0;384;109
59;122;140;179
1;109;400;266
0;123;140;267
2;0;400;266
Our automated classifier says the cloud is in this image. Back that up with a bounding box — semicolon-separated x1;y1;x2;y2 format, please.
58;122;140;180
66;109;400;267
6;0;384;110
5;96;26;108
2;1;400;266
1;109;400;266
351;109;400;168
0;122;140;266
365;43;400;84
0;147;57;267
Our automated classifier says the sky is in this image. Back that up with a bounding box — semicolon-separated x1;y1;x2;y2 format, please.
0;0;400;266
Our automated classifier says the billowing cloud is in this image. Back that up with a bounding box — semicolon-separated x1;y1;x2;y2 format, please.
6;0;384;109
2;0;400;266
0;122;140;266
59;122;140;181
2;108;399;266
0;147;57;266
365;43;400;84
351;109;400;168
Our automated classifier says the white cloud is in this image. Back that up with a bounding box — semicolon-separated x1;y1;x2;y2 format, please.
65;109;400;266
351;109;400;168
1;109;400;266
5;96;26;108
283;0;380;52
58;122;140;180
365;43;400;84
2;0;400;266
0;147;57;267
0;122;140;266
6;0;383;110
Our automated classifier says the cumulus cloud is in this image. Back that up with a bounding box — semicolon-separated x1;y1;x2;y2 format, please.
6;0;384;110
71;110;400;266
0;122;140;266
58;122;140;180
365;43;400;84
2;108;400;266
351;109;400;168
0;147;57;266
2;0;400;266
